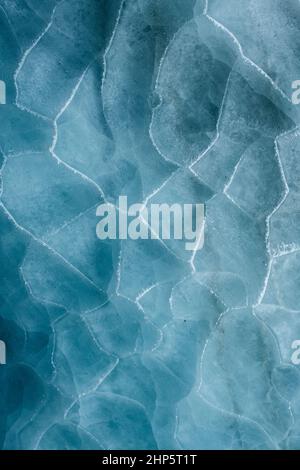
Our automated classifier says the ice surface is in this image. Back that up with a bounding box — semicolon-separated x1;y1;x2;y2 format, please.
1;0;300;450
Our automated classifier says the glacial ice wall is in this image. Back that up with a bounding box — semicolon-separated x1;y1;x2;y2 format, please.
1;0;300;450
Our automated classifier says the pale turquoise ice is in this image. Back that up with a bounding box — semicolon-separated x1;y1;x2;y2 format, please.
1;0;300;450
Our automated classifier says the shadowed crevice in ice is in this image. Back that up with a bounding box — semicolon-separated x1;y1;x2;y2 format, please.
192;61;294;194
101;0;190;201
151;15;238;166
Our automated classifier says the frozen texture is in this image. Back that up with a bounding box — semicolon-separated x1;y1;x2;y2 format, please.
1;0;300;450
